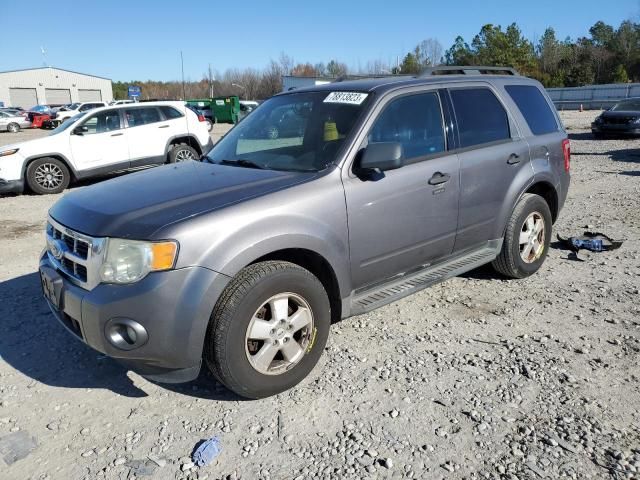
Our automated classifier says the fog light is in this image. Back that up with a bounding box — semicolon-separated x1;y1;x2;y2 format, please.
105;318;148;350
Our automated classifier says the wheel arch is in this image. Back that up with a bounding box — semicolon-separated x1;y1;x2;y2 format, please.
250;248;342;324
165;135;203;158
22;153;78;182
525;181;559;223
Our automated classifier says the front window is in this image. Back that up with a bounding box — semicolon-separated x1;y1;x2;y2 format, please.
610;99;640;111
49;114;82;135
205;91;369;172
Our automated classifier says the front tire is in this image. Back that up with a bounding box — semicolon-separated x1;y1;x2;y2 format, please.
204;261;331;399
492;193;552;279
26;157;70;195
7;123;20;133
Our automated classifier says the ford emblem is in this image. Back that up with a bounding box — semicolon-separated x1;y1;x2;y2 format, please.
48;239;66;260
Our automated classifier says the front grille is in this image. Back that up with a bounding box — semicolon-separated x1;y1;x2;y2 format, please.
46;218;105;290
48;224;90;259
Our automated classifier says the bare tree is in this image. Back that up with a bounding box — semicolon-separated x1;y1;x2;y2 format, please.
417;38;443;66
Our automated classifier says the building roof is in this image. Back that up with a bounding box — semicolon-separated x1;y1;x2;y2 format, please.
0;66;111;81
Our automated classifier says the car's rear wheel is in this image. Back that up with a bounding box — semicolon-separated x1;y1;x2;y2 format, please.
205;119;213;132
26;157;71;195
7;123;20;133
492;193;552;279
204;261;331;399
168;144;198;163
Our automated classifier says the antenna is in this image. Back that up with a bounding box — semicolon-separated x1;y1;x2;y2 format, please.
41;46;48;67
180;51;186;100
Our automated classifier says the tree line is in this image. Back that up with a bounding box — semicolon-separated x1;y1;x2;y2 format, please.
112;18;640;100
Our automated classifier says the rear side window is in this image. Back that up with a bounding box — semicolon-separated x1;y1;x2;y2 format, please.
450;88;510;148
125;107;162;127
160;106;184;120
368;92;445;161
505;85;558;135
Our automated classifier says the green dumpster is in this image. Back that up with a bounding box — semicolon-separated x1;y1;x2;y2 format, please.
212;96;240;124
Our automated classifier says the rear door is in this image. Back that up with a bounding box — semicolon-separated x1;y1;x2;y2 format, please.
123;106;167;165
448;85;532;252
343;89;460;290
69;109;129;171
502;84;567;192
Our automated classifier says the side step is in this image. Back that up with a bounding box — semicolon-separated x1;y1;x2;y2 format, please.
349;240;502;316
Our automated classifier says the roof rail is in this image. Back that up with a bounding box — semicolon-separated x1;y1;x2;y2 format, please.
419;66;519;77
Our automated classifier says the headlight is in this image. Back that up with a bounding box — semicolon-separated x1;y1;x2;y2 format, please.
0;148;19;157
100;238;178;284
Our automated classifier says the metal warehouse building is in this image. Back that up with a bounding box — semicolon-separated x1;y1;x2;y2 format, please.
0;67;113;108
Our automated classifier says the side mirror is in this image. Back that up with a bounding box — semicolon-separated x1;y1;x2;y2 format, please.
359;142;404;172
73;126;88;135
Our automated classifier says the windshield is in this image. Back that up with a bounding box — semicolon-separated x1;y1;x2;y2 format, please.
204;91;369;172
610;99;640;111
49;114;81;135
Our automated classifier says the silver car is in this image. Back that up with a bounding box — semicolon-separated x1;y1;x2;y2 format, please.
0;110;31;133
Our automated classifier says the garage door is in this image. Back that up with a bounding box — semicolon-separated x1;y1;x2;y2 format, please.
78;89;102;102
45;88;71;105
9;88;38;109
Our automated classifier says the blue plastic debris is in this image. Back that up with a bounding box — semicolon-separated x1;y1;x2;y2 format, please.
192;437;222;467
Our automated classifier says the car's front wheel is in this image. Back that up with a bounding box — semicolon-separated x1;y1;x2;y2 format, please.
492;193;552;279
204;261;331;399
7;123;20;133
26;157;71;195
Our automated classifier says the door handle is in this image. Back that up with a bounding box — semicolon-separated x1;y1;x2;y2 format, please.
507;153;521;164
110;132;123;137
428;172;450;185
158;125;170;129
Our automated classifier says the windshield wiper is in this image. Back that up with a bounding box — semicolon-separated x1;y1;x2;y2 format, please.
219;159;266;169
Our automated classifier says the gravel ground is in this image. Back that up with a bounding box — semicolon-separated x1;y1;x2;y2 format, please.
0;111;638;480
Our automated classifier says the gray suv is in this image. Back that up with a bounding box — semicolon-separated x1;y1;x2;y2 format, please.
39;67;570;398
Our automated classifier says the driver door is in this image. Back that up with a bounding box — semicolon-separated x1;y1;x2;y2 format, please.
343;89;460;290
69;109;129;171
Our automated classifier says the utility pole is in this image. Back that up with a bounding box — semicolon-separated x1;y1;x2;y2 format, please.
208;63;214;98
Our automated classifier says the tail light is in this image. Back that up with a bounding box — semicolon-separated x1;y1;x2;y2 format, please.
197;114;205;122
562;138;570;172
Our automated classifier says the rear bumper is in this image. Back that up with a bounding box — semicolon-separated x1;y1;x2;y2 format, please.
0;178;23;194
39;252;230;383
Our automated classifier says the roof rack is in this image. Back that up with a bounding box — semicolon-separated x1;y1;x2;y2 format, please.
419;66;519;77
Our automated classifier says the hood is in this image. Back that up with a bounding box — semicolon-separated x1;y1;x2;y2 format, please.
601;110;640;119
49;161;316;238
5;133;64;156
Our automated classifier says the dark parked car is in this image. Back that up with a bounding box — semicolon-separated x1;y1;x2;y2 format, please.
592;99;640;137
40;66;570;398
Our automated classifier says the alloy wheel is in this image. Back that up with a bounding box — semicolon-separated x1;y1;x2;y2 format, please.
519;212;545;263
245;292;314;375
34;163;64;190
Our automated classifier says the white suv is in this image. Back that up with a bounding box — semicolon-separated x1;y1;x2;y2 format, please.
54;102;108;123
0;101;212;195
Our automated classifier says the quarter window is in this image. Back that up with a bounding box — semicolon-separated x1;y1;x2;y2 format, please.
505;85;558;135
81;110;121;134
160;106;184;120
125;107;162;127
368;92;445;161
450;88;510;148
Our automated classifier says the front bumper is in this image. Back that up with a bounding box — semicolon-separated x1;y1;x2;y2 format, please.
592;123;640;136
0;178;23;194
39;252;230;383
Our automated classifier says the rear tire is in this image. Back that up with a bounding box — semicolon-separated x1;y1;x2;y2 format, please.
167;143;198;163
205;119;213;132
492;193;552;279
7;123;20;133
204;261;331;399
26;157;70;195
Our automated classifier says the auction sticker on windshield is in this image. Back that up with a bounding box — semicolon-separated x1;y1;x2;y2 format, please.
324;92;368;105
